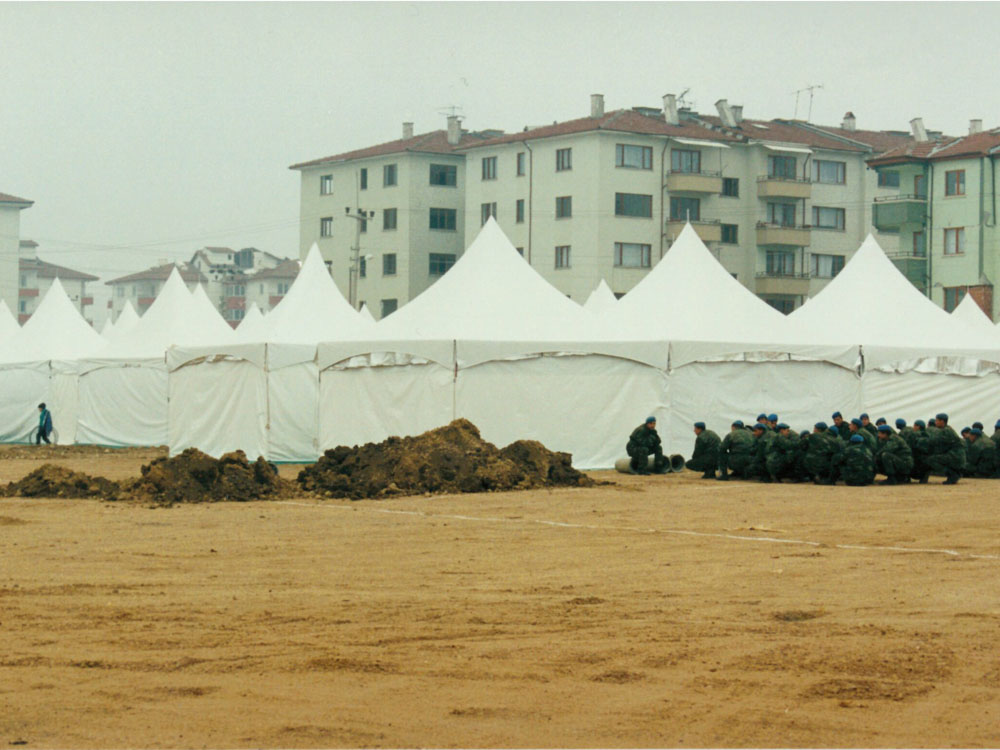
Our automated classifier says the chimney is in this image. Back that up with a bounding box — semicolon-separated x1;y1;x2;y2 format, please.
970;118;983;135
910;117;928;142
842;111;856;131
716;99;737;128
590;93;604;118
662;94;679;126
446;115;461;146
402;122;414;139
731;105;743;124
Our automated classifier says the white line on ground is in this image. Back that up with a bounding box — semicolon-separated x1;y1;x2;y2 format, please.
277;501;1000;561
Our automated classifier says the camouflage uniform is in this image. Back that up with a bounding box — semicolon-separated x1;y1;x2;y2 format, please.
626;424;668;474
875;433;913;483
833;442;875;486
718;428;754;479
966;434;997;478
924;424;966;484
686;429;721;477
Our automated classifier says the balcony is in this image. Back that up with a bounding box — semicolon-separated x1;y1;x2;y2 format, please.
873;194;927;230
884;250;928;291
666;218;722;243
755;272;812;297
665;169;723;194
757;176;812;199
756;222;811;247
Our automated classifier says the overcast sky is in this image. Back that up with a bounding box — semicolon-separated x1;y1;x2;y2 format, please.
2;1;998;308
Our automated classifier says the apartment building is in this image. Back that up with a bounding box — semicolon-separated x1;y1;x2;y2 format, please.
106;263;208;319
290;117;503;319
868;120;1000;318
244;259;300;316
461;95;911;313
17;240;98;324
0;191;33;313
188;246;288;324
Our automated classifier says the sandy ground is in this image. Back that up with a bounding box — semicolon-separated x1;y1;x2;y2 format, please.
2;448;1000;748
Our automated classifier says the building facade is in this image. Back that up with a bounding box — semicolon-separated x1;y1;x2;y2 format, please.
187;246;288;324
0;191;33;314
17;240;98;324
244;258;300;316
106;263;208;319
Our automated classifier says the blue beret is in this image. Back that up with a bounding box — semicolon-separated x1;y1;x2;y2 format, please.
850;435;864;443
832;411;842;419
757;413;767;421
829;425;839;436
645;416;656;424
936;413;948;421
815;421;827;431
877;425;891;433
914;419;926;428
971;428;983;436
776;422;789;430
732;419;744;428
875;418;887;425
973;422;984;430
768;414;778;422
851;418;862;427
961;426;971;434
753;423;767;431
895;418;906;428
694;421;706;429
995;420;1000;428
800;430;810;437
860;413;869;420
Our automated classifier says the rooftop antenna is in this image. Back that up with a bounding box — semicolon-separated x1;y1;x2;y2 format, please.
437;105;464;119
676;88;695;110
791;84;823;121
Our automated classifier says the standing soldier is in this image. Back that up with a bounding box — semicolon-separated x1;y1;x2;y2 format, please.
875;425;913;485
923;413;966;485
686;422;721;479
626;416;668;475
966;428;997;478
718;420;754;481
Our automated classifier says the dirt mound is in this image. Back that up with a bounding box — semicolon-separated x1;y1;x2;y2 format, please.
3;464;120;499
297;419;594;500
119;448;289;505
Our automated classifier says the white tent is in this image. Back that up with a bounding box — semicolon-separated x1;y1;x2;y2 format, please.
358;303;375;324
77;269;234;446
233;303;266;342
168;245;374;461
951;294;1000;339
582;279;618;315
0;279;106;443
99;316;115;339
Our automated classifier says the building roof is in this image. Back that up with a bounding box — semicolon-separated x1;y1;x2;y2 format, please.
0;191;33;206
697;115;869;152
927;129;1000;160
19;239;38;248
106;262;207;286
246;258;299;281
457;109;743;150
289;129;499;170
799;124;914;155
20;257;99;282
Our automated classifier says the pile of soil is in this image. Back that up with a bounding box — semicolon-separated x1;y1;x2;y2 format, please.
3;464;120;499
297;419;593;500
118;448;289;505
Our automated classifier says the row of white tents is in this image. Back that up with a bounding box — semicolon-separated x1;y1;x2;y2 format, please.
3;218;1000;467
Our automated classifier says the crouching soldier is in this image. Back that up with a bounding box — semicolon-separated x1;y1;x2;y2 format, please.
717;420;754;481
749;422;776;481
923;413;966;485
803;422;838;484
833;434;875;486
686;422;721;479
875;424;913;484
627;416;668;475
966;428;997;478
765;423;800;483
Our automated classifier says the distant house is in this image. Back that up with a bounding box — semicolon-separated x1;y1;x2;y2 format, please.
18;240;99;324
106;263;207;318
244;258;301;317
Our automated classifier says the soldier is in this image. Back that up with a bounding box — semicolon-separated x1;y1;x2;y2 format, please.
765;423;800;483
686;422;721;479
803;421;839;484
959;427;974;476
718;420;754;481
860;413;878;437
750;422;776;481
848;418;877;453
767;414;779;432
909;419;930;481
875;424;913;485
626;416;668;475
834;434;876;486
923;413;966;485
991;419;1000;447
875;417;892;433
966;428;997;478
831;411;847;438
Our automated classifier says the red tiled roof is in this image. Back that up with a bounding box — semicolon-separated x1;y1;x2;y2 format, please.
866;137;961;166
105;263;207;285
458;109;743;150
20;257;99;282
698;116;868;152
803;125;914;155
247;259;299;281
289;130;497;170
928;129;1000;160
0;191;32;205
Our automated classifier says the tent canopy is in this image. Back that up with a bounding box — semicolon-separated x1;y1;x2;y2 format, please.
0;278;105;363
583;279;617;315
233;302;266;342
951;294;999;339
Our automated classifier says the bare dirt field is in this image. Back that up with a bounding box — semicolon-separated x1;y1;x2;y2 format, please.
2;446;1000;748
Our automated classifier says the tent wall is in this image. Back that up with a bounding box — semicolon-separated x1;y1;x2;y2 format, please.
861;370;1000;429
77;365;167;446
0;365;49;442
48;372;79;445
267;362;321;462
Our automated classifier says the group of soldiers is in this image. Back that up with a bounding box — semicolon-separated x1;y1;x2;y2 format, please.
626;411;995;486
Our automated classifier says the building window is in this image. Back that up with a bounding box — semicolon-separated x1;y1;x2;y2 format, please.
812;206;846;230
555;196;572;219
382;253;397;276
555;245;571;268
945;170;965;196
913;231;926;257
669;196;700;221
944;227;965;255
614;242;651;268
556;148;572;172
515;199;525;223
812;160;846;184
320;175;333;195
721;224;739;244
359;218;367;233
766;251;795;275
115;286;124;298
225;284;246;296
383;163;397;187
320;217;333;237
480;202;497;225
359;258;366;278
515;247;524;256
380;298;398;317
767;155;797;179
670;149;701;173
811;253;845;278
19;274;26;287
764;297;797;314
19;300;26;313
616;144;652;169
429;207;457;231
482;156;497;180
277;282;290;295
944;287;966;312
359;168;367;190
767;202;796;227
615;192;653;218
516;152;526;176
877;170;900;188
429;163;457;186
722;177;739;197
429;253;456;276
914;174;927;197
382;208;397;230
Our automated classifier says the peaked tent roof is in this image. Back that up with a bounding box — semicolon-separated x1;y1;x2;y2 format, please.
358;303;376;324
191;284;236;340
375;218;593;341
0;278;105;363
233;303;267;342
952;294;1000;340
583;279;618;315
105;301;140;344
0;300;20;345
100;316;115;339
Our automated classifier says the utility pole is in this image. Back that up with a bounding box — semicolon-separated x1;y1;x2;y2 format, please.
343;206;375;308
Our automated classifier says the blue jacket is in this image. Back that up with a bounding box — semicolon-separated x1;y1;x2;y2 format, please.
39;409;52;437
